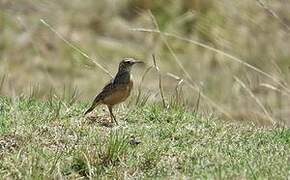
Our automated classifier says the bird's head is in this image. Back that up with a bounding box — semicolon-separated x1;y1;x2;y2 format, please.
118;58;143;72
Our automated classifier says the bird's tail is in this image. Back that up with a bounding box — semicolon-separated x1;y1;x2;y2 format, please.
84;106;94;115
84;101;100;115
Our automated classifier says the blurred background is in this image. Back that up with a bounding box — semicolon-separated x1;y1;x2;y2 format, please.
0;0;290;125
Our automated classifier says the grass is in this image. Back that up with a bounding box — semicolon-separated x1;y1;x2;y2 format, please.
1;96;290;179
1;1;290;178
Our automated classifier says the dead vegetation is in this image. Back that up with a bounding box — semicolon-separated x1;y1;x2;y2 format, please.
0;0;290;125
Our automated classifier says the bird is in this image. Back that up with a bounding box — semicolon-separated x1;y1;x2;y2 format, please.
84;58;143;124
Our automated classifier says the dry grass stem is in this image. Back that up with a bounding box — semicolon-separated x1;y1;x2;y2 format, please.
194;91;201;115
148;12;193;83
40;19;113;78
260;83;290;98
152;54;166;108
167;72;233;120
147;12;233;119
0;74;6;93
256;0;290;32
130;28;290;94
234;76;276;124
136;64;153;105
167;72;185;107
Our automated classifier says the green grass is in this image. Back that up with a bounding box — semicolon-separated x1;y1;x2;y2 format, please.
0;96;290;179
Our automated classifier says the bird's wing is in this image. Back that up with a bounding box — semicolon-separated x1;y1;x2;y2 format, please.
84;79;114;115
94;79;115;102
95;78;129;102
84;78;130;115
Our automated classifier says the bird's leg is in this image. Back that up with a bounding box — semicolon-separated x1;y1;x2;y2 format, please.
108;105;118;125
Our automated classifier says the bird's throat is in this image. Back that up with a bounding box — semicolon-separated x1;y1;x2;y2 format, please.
114;70;131;84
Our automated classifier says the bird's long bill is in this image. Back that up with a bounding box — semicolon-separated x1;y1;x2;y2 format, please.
133;60;144;64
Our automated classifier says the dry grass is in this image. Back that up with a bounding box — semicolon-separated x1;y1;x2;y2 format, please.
0;0;290;125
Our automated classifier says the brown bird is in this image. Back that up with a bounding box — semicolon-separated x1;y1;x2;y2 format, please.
84;58;143;124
